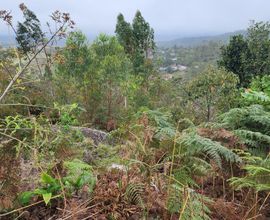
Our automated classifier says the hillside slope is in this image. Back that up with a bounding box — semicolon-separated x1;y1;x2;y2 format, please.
157;30;247;48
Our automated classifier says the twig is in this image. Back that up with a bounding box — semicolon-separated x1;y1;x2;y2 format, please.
14;211;28;220
243;195;261;220
80;208;105;220
0;195;61;217
61;203;101;220
167;121;180;206
179;188;190;220
259;192;270;211
55;166;67;216
246;214;262;220
0;23;65;103
0;131;34;150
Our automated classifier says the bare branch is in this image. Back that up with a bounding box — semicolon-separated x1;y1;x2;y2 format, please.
0;24;65;102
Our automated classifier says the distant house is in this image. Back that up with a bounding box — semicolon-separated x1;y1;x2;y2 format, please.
159;67;167;72
171;64;178;72
146;48;154;59
159;63;187;74
177;64;187;71
158;64;179;73
162;73;173;80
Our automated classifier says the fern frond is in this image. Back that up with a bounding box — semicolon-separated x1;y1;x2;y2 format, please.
242;90;270;104
125;183;144;207
229;157;270;192
218;107;248;129
178;118;195;132
167;184;212;220
179;133;241;167
173;167;197;186
234;129;270;148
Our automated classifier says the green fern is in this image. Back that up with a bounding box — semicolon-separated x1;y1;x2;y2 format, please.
178;118;195;132
218;105;270;130
217;105;270;150
234;129;270;148
229;157;270;192
178;132;241;168
167;184;212;220
173;167;198;186
135;108;176;139
125;183;144;207
242;90;270;104
217;107;248;129
63;159;96;193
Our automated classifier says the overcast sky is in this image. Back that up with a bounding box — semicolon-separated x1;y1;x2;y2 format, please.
1;0;270;41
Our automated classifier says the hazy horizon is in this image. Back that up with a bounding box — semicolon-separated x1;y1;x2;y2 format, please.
1;0;270;41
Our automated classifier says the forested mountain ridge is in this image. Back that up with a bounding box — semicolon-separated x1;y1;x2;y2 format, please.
0;30;246;48
157;30;247;47
0;35;16;47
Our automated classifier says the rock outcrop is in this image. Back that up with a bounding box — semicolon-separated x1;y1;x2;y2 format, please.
73;126;108;145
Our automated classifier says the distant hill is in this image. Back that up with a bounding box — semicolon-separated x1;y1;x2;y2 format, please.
0;30;248;48
157;30;247;48
0;35;16;47
0;35;65;47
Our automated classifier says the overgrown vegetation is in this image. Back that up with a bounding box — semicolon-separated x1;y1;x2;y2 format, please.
1;4;270;220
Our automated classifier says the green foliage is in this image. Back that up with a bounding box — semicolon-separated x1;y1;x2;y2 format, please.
54;102;83;127
173;169;197;186
183;66;239;122
242;90;270;105
19;159;96;205
56;31;90;79
250;75;270;95
219;21;270;87
135;108;176;139
178;118;195;132
82;140;123;167
16;3;44;54
0;49;18;109
19;172;61;205
179;131;241;168
90;34;133;124
132;10;155;56
229;156;270;192
167;184;212;220
0;103;84;160
115;13;134;55
234;129;270;148
218;104;270;150
63;159;96;192
54;34;135;128
218;35;249;87
4;115;33;134
115;10;155;75
242;76;270;106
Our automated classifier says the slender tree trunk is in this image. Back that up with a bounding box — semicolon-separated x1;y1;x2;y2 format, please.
107;80;112;120
207;103;211;122
124;96;127;108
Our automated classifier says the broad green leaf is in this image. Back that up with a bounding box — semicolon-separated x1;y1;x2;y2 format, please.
19;191;35;205
42;193;52;205
41;173;55;185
